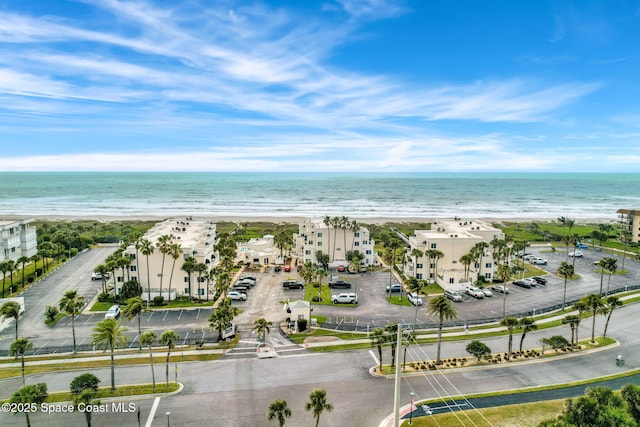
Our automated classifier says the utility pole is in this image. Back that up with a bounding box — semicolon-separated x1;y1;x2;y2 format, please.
393;323;403;427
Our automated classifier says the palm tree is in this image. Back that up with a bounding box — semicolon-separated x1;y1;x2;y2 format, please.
139;239;155;307
74;388;99;427
122;296;144;350
59;290;85;353
194;262;207;300
596;258;608;294
4;260;16;295
9;383;48;427
561;234;574;262
159;330;180;386
428;295;457;363
495;263;515;318
428;249;444;285
459;253;474;282
17;256;29;287
562;315;579;347
602;296;623;340
92;318;129;392
10;338;33;386
557;262;575;310
1;261;11;297
323;216;332;262
619;230;631;271
500;316;519;359
208;298;239;341
181;256;197;300
305;389;333;427
267;399;292;427
470;242;489;281
581;294;604;343
518;317;537;352
94;263;110;295
384;236;402;293
411;248;424;276
369;328;386;372
253;318;272;344
140;331;157;392
1;300;22;340
604;257;617;296
573;300;587;347
156;234;172;297
405;277;423;326
166;242;183;302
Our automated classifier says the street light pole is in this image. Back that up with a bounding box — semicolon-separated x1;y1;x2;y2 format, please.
166;412;171;427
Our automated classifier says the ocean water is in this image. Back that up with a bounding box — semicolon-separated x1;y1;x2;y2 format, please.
0;172;638;220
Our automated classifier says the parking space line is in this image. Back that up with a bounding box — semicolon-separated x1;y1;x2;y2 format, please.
196;308;201;319
178;310;183;321
369;350;379;366
163;311;169;321
147;311;154;322
144;397;161;427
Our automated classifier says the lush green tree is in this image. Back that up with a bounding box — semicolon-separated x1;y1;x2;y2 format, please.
181;256;197;301
518;317;537;352
573;300;587;347
369;328;386;372
138;239;155;307
17;255;29;287
604;257;617;296
267;399;292;427
10;337;33;386
557;262;575;310
560;386;634;427
75;388;100;427
140;331;157;392
428;295;457;363
621;384;640;423
500;316;519;359
581;294;605;343
9;383;48;427
543;335;569;352
459;253;474;281
1;300;22;340
602;296;623;340
92;318;129;391
59;289;85;353
119;280;143;300
159;330;180;386
299;260;316;286
3;260;16;295
94;263;111;295
466;340;491;363
562;315;579;347
208;298;239;341
166;242;183;301
253;318;272;344
70;373;100;395
305;389;333;427
122;296;144;350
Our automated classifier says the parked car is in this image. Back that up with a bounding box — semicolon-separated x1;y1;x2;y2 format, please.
444;290;463;302
232;284;249;292
241;275;257;282
523;278;538;287
491;284;509;294
480;287;493;297
329;278;352;289
531;257;548;265
568;250;584;257
523;254;537;262
91;272;110;281
227;291;247;301
386;283;403;292
274;265;282;272
332;293;358;304
576;242;589;249
465;286;485;299
282;280;303;289
104;305;121;320
408;292;423;306
337;265;346;272
236;278;255;287
284;265;291;272
513;279;532;288
532;276;548;285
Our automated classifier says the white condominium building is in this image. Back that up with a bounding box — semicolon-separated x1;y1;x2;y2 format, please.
124;217;217;300
407;218;504;289
293;217;375;267
0;219;38;263
617;209;640;244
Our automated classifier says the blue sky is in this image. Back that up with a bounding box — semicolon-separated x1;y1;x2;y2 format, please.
0;0;639;172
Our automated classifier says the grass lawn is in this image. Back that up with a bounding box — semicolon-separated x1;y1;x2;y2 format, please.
387;294;413;306
90;297;215;312
43;382;180;403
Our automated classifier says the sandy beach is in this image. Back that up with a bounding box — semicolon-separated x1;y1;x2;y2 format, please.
0;213;615;225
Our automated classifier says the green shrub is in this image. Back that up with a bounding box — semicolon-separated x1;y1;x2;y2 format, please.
44;305;59;325
298;319;308;331
153;296;165;306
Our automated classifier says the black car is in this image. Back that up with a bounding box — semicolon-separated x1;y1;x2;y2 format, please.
386;284;403;292
513;280;532;288
532;276;548;285
329;279;352;289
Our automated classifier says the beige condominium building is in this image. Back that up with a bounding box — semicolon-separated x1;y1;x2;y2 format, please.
123;217;217;301
617;209;640;244
293;217;375;267
0;219;38;263
407;218;504;290
237;234;281;267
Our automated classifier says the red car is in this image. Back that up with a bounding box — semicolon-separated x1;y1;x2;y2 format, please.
284;265;291;272
337;265;346;272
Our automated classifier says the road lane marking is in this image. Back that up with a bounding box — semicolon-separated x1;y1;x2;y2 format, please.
369;350;379;366
163;311;169;321
144;397;161;427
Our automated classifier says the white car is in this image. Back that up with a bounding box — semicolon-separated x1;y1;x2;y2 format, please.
531;257;548;265
104;305;121;320
568;251;584;257
480;288;493;297
465;286;484;299
227;291;247;301
491;284;509;294
408;292;423;306
444;290;463;302
332;293;358;304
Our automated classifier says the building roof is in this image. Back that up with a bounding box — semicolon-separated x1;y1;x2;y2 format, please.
617;209;640;215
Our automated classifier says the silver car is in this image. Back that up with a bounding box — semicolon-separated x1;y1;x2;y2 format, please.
444;290;463;302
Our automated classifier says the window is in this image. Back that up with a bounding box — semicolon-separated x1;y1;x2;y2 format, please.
184;288;189;294
485;263;492;268
317;232;323;237
485;273;492;279
430;243;437;249
199;288;205;295
366;250;372;255
117;277;123;282
417;274;423;279
449;278;454;284
354;242;359;246
184;277;189;282
355;232;360;237
131;265;137;272
430;263;435;269
305;250;311;255
317;242;322;246
130;254;136;260
308;240;313;245
417;263;423;268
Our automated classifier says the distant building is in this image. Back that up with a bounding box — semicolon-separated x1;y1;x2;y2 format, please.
0;219;37;263
292;217;375;267
123;217;217;300
407;218;504;289
617;209;640;243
